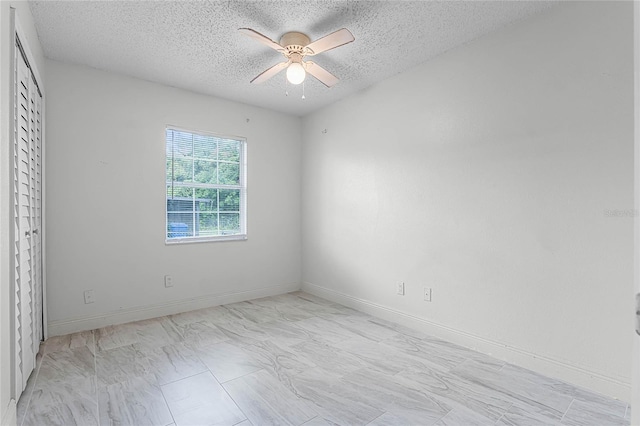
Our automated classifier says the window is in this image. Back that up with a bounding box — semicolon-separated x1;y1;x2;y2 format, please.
166;127;246;243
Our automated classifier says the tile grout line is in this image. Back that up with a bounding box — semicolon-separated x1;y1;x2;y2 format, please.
217;364;264;385
93;330;99;425
450;356;471;371
300;415;321;425
432;408;453;425
493;402;513;425
364;410;387;425
158;368;210;387
493;413;506;425
217;370;251;425
158;377;178;426
623;403;629;422
136;316;178;425
559;399;575;423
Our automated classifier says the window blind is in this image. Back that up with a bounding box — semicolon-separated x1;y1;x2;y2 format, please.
166;128;246;242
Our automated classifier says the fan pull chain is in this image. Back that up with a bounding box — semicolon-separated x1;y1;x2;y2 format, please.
285;74;289;97
302;81;306;100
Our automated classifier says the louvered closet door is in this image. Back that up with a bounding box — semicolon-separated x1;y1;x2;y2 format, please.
14;38;43;394
31;75;43;349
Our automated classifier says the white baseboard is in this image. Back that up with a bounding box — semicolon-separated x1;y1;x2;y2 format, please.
1;399;16;426
302;281;632;404
48;283;301;337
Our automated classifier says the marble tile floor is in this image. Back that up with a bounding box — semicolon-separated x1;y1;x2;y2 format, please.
17;292;630;426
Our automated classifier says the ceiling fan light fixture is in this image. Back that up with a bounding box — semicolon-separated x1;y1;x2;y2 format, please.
286;62;306;85
240;27;354;87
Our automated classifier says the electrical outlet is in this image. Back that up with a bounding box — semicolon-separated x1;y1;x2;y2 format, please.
423;287;432;302
164;275;173;288
397;282;405;296
84;290;95;304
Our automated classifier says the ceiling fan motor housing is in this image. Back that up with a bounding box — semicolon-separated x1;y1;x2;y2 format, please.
280;32;311;55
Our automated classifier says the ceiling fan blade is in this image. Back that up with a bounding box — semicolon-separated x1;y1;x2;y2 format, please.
239;28;285;52
304;28;354;56
304;61;340;88
250;61;289;84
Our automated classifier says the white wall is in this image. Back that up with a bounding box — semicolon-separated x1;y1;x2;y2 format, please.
0;2;45;424
45;60;302;335
633;2;640;423
302;1;633;401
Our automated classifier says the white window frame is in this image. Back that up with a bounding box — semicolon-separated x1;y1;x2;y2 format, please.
165;126;247;244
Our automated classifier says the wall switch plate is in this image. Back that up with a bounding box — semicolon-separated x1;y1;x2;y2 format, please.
84;290;95;304
397;282;405;295
164;275;173;288
424;287;432;302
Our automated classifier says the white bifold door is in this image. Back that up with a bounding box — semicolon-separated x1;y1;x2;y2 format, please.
13;36;43;396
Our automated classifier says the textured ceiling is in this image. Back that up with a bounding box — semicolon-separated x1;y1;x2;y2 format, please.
29;1;555;117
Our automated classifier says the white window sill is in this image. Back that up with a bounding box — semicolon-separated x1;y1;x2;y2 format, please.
165;234;247;245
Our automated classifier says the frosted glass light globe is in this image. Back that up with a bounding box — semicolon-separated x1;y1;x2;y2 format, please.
286;62;306;85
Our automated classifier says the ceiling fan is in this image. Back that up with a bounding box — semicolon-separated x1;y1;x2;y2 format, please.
239;27;355;88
